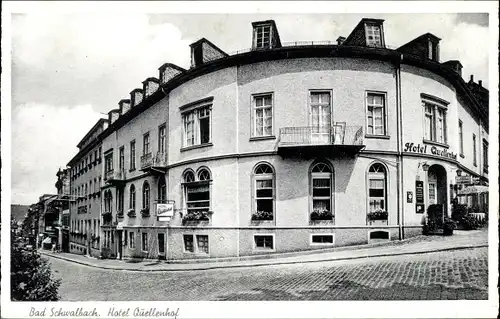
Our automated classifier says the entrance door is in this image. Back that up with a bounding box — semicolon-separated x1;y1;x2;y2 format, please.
158;233;166;260
117;230;123;260
427;165;448;227
310;92;331;144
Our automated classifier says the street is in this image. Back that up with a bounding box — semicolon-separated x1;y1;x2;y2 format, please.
47;247;488;301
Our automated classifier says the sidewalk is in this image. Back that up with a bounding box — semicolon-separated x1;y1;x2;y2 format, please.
40;229;488;272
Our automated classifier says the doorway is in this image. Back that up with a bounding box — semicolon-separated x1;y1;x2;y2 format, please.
117;230;123;260
427;164;448;227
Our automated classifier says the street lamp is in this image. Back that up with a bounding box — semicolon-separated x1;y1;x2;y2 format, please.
422;163;430;171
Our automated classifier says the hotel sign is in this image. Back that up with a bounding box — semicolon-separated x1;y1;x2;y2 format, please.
404;143;457;160
156;202;174;219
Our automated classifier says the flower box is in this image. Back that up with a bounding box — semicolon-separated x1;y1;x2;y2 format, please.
117;210;124;218
140;208;150;218
310;210;334;221
127;209;136;218
182;211;211;226
367;210;388;221
251;211;274;225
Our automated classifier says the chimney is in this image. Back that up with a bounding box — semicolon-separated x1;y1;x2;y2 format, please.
478;80;482;87
470;74;474;83
119;99;131;115
142;77;160;98
159;63;185;84
251;20;282;50
336;36;346;45
190;38;228;68
130;89;144;107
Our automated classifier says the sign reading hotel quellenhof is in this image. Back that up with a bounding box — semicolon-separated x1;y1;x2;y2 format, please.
404;142;457;160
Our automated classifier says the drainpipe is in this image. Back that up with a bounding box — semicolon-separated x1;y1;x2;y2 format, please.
395;54;404;240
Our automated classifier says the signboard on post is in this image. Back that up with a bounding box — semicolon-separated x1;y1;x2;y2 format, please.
156;202;174;222
415;180;424;214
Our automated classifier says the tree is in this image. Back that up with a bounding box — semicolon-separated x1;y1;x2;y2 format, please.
10;231;61;301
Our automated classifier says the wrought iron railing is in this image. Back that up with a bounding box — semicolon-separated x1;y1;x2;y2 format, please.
279;125;364;146
105;169;125;181
141;151;167;170
141;153;153;170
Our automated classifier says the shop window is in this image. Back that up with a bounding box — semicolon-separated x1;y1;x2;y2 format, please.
366;92;386;135
310;162;334;219
311;234;334;244
252;94;273;137
367;163;387;214
253;163;275;220
141;232;148;251
254;234;274;250
196;235;209;254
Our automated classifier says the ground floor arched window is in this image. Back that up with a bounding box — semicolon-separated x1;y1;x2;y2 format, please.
310;161;334;219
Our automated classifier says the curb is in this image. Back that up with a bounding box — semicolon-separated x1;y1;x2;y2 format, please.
41;244;488;273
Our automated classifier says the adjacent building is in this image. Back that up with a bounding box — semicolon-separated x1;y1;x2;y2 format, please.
66;18;489;260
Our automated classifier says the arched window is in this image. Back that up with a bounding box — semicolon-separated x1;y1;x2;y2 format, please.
253;163;275;218
183;168;211;214
142;181;150;210
368;163;387;212
310;161;334;217
129;184;136;210
158;176;167;204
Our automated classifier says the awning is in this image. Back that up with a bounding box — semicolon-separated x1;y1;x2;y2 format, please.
457;185;489;195
42;237;52;244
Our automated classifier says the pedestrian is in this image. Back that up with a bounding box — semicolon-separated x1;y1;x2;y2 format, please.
51;242;56;253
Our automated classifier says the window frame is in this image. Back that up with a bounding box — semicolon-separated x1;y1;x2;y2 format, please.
119;146;125;172
129;231;135;249
141;232;148;252
458;120;464;157
158;176;167;204
366;162;389;217
310;234;335;246
142;181;150;210
130;140;136;171
182;234;210;254
143;132;150;156
104;153;113;174
253;234;275;251
309;161;334;220
181;104;213;149
158;124;167;154
472;134;477;166
364;23;383;47
254;24;272;49
251;92;274;138
252;163;276;220
365;91;388;137
309;90;333;133
157;233;166;255
129;184;136;210
422;94;449;146
183;168;212;215
482;139;488;173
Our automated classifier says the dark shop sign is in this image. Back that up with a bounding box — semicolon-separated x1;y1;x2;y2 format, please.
404;142;457;160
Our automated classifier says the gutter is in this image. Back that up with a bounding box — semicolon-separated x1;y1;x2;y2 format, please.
395;54;404;240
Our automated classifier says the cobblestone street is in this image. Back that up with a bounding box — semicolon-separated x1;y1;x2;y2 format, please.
48;247;488;301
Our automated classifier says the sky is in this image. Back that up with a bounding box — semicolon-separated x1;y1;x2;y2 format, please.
9;10;491;205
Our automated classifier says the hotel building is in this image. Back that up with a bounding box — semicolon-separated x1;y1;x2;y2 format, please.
69;18;489;260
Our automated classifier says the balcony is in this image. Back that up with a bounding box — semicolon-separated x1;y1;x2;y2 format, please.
278;125;365;158
104;169;126;186
140;151;167;175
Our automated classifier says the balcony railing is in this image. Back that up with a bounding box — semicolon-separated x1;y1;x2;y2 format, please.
104;169;126;184
278;125;364;157
141;151;167;173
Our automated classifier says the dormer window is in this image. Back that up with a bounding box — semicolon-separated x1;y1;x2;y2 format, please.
254;24;271;49
365;23;382;47
428;40;439;61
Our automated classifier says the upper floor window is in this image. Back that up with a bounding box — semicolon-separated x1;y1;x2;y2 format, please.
253;163;275;219
365;24;382;47
428;40;439;61
143;133;150;155
182;106;211;148
366;92;386;136
130;140;136;170
422;96;447;144
310;91;331;131
158;176;167;204
104;190;112;213
129;184;136;210
368;163;387;214
483;139;488;173
158;124;166;154
253;94;273;137
119;146;125;171
458;120;464;156
104;153;113;173
472;134;477;166
254;24;271;49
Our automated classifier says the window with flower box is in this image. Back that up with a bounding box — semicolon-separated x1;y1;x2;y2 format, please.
310;161;334;221
251;163;275;222
367;163;388;223
182;168;211;221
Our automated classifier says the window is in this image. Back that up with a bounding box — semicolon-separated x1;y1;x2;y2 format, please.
158;233;165;254
130;140;136;170
254;235;274;250
129;184;136;210
365;24;382;47
473;134;477;166
89;180;92;196
142;181;150;210
182;234;210;254
129;232;135;249
428;40;439;61
310;92;331;143
458;120;464;155
89;154;93;167
253;163;275;218
158;125;166;154
366;93;386;135
184;169;211;214
253;94;273;137
104;190;112;213
182;106;211;147
483;140;488;173
141;232;148;251
94;150;98;164
143;133;150;155
117;188;124;214
158;176;167;204
119;147;125;171
311;234;334;244
422;97;447;144
368;163;387;213
98;147;102;161
105;153;113;174
310;162;333;216
254;24;271;49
